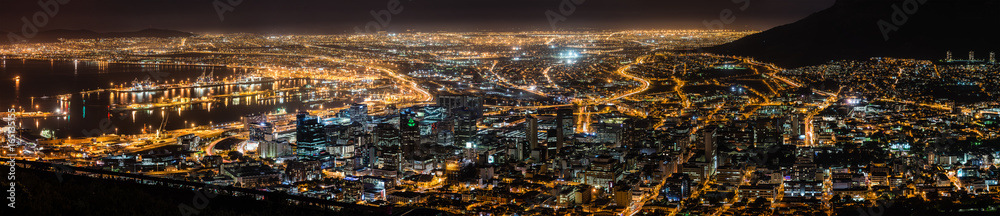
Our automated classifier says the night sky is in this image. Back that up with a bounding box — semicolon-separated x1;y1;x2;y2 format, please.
0;0;835;33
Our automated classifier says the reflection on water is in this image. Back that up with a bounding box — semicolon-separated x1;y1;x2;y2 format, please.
1;59;354;138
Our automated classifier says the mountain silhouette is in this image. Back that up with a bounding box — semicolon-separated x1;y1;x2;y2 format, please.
706;0;1000;68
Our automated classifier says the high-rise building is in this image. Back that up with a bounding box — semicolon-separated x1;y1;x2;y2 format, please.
329;123;365;159
248;122;274;142
556;108;574;148
259;139;291;159
422;106;448;123
399;108;421;159
702;127;717;161
754;118;783;147
374;123;399;147
177;134;201;151
378;147;403;172
787;113;806;144
526;115;539;149
243;113;267;128
354;140;376;170
245;113;274;143
348;103;369;125
437;94;483;118
453;107;478;147
623;118;658;149
296;111;326;160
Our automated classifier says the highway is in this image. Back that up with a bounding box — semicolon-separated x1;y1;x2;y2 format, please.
579;54;653;133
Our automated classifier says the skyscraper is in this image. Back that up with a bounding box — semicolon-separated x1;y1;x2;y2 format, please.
437;94;483;118
248;122;273;142
754;118;783;147
348;103;369;125
399;108;421;159
702;127;717;161
556;108;574;148
453;107;478;147
526;115;539;149
259;139;291;159
374;123;399;147
296;111;326;160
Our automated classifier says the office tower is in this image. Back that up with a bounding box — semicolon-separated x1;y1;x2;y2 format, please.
259;139;290;159
374;123;399;147
754;118;783;147
243;113;267;130
177;134;201;151
422;106;447;123
348;103;369;125
375;123;404;171
526;115;539;149
330;123;366;159
296;111;326;160
248;122;273;142
399;108;421;159
787;113;806;143
378;147;403;171
991;52;995;63
622;118;652;148
354;140;376;170
702;127;716;161
453;107;478;147
556;108;574;148
946;51;952;61
970;51;975;61
437;94;484;118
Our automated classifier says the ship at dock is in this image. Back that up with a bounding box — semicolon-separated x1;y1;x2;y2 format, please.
110;97;216;111
109;72;274;93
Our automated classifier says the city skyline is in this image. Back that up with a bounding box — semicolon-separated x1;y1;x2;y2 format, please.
2;1;1000;216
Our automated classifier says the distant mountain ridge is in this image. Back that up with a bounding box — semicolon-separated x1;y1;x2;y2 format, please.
3;29;194;44
706;0;1000;68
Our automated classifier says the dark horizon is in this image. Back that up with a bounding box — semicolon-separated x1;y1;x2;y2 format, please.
0;0;835;34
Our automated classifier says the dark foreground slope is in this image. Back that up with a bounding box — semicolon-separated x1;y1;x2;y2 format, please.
706;0;1000;68
7;168;347;216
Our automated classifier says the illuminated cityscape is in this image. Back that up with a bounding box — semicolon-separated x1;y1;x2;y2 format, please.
2;0;999;216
